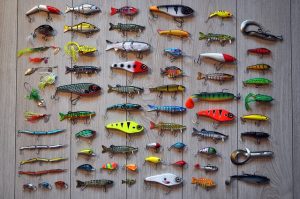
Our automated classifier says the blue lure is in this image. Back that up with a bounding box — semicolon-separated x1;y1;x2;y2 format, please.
38;182;52;190
168;142;187;151
147;105;186;113
17;129;65;136
76;164;95;172
164;48;183;58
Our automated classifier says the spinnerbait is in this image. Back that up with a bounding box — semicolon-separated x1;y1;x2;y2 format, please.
20;157;67;165
75;129;96;142
199;32;235;46
247;48;271;57
64;22;100;36
195;147;221;157
18;169;67;176
25;66;57;76
18;46;60;57
59;111;96;124
150;121;186;136
26;5;62;22
109;23;145;36
149;84;185;99
18;129;65;136
38;182;52;190
64;42;97;62
194;164;218;172
241;20;283;41
29;25;57;41
65;65;101;78
191;177;216;190
168;142;187;151
206;10;233;25
23;183;37;191
197;72;234;84
24;111;50;123
226;173;270;186
147;104;186;114
241;131;270;144
102;145;138;157
197;53;236;70
243;77;272;87
20;144;66;152
157;29;190;39
110;6;138;18
76;179;113;192
160;66;184;79
246;64;271;72
38;73;57;90
65;4;101;15
106;121;144;135
192;128;228;143
111;61;149;74
245;93;273;111
108;84;144;97
146;143;162;153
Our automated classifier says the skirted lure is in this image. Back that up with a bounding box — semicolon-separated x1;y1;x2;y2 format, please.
243;77;272;87
52;83;101;105
65;65;101;78
199;32;235;46
157;29;190;38
164;48;193;61
247;48;271;57
197;53;236;70
29;57;49;64
102;145;138;157
147;105;186;114
171;160;187;168
28;25;57;41
24;111;50;123
122;179;136;186
245;93;273;110
59;111;96;124
106;103;142;112
206;10;233;24
76;179;113;192
246;64;271;72
76;164;96;173
150;121;186;136
149;84;185;99
241;131;270;144
191;177;216;190
75;129;96;141
64;41;97;62
18;169;67;176
194;164;218;172
149;5;194;27
55;181;68;189
195;109;235;126
168;142;187;151
26;5;62;22
105;121;144;134
144;173;183;192
241;20;283;41
77;148;96;158
23;183;37;191
101;162;118;172
185;91;240;109
18;46;60;57
109;23;145;36
64;22;100;36
65;4;101;15
225;173;270;186
192;128;228;143
111;61;149;74
20;157;67;165
198;72;234;84
20;144;65;152
196;147;220;157
18;129;65;136
146;143;162;153
39;182;52;190
24;85;45;107
123;164;138;171
38;73;57;90
110;6;138;17
240;114;269;123
25;66;57;76
161;66;184;79
108;84;144;97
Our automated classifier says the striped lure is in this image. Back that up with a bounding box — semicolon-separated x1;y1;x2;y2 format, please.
147;104;186;113
105;121;144;134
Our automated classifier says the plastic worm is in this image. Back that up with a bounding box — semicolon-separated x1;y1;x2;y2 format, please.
18;169;67;176
20;157;67;165
17;129;65;135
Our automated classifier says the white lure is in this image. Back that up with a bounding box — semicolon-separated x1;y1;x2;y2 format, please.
144;173;183;187
105;40;151;52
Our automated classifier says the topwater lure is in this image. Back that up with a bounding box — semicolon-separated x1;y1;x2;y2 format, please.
206;10;233;25
18;169;67;176
243;77;272;87
241;20;283;41
65;65;101;78
149;84;185;99
64;22;100;36
18;46;60;57
110;6;138;18
59;111;96;124
199;32;235;46
102;145;138;157
29;57;49;64
52;83;101;105
157;29;190;39
18;129;65;136
20;157;67;165
26;5;62;22
191;177;216;190
194;109;235;128
23;183;37;191
164;48;193;61
185;91;240;109
241;131;270;144
245;93;273;111
197;72;234;84
28;25;57;41
105;121;144;135
25;66;57;76
147;105;186;114
76;179;113;192
24;111;50;123
108;84;144;97
247;48;271;57
149;5;194;27
197;53;236;70
64;41;97;62
38;72;57;90
150;121;186;136
24;83;46;107
111;61;149;74
225;173;270;186
246;64;271;73
192;128;228;143
160;66;184;79
109;23;145;36
65;4;101;15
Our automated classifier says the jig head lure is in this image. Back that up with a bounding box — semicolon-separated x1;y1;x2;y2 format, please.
64;42;97;62
29;25;57;42
225;173;270;186
241;20;283;41
191;177;216;190
18;46;60;57
65;4;101;15
245;93;273;110
65;65;101;78
197;53;236;70
206;10;233;25
64;22;100;36
24;82;45;107
26;5;62;22
150;121;186;136
109;23;145;36
199;32;235;46
160;66;184;79
59;111;96;124
24;111;50;123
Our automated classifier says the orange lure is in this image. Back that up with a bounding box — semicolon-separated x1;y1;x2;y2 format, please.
124;164;138;171
157;29;190;38
196;109;235;122
191;177;216;190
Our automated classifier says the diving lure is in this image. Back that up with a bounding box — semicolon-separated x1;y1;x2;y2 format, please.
18;129;65;136
226;173;270;185
197;53;236;70
241;131;270;144
164;48;193;61
108;84;144;97
64;41;97;62
75;129;96;141
110;6;138;17
26;5;62;22
109;23;145;36
111;61;149;74
106;121;144;134
192;128;228;143
59;111;96;124
245;93;273;110
77;148;96;158
199;32;235;46
160;66;184;79
29;25;57;41
150;121;186;136
64;22;100;35
76;164;96;172
196;147;220;157
147;105;186;114
18;46;60;57
76;180;113;191
65;4;101;15
191;177;216;190
168;142;187;151
65;65;101;78
243;78;272;87
195;109;235;127
247;48;271;57
157;29;190;38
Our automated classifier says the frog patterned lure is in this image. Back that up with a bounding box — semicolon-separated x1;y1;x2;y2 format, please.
105;121;144;134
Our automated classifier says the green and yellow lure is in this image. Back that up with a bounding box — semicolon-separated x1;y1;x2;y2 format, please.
105;121;144;134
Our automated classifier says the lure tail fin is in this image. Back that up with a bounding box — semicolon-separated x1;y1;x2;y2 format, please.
65;66;71;74
121;180;126;184
185;97;195;109
149;121;156;129
245;93;254;111
102;145;109;153
64;25;70;33
191;128;199;136
105;40;114;51
59;113;66;121
107;85;113;93
147;104;157;112
110;7;118;15
199;32;207;40
109;23;115;31
197;72;205;80
65;5;72;13
76;180;85;188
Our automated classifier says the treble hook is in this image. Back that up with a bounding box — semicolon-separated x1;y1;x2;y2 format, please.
174;17;184;28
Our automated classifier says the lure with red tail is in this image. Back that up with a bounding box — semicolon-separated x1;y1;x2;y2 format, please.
110;6;138;16
247;48;271;57
196;109;235;125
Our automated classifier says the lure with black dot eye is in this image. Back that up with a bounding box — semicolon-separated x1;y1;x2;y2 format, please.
110;61;149;74
105;121;144;134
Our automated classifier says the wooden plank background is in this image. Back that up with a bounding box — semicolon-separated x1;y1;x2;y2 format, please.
0;0;298;199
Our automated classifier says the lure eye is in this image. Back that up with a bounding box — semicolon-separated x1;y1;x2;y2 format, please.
141;65;147;70
227;113;234;118
175;177;181;182
137;125;142;130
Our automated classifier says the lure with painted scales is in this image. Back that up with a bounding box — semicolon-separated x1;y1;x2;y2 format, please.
147;105;186;114
75;129;96;142
106;103;142;112
246;64;271;72
105;121;144;134
199;32;235;46
245;93;273;110
108;84;144;97
18;46;60;57
192;128;228;143
65;4;101;15
150;121;186;136
102;145;138;157
59;111;96;124
64;22;100;35
26;5;62;22
18;129;65;136
111;61;149;74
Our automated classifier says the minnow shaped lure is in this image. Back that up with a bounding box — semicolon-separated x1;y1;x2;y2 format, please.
241;131;270;144
147;104;186;113
76;164;96;172
149;84;185;93
146;143;162;153
247;48;271;57
55;181;68;189
24;111;50;123
197;72;234;84
192;128;228;143
199;32;235;46
111;61;149;74
64;41;97;62
144;173;183;187
197;53;236;69
240;114;269;122
64;22;100;35
196;109;235;123
194;164;218;172
76;179;113;191
65;65;101;78
106;121;144;134
108;84;144;97
20;157;67;165
191;177;216;190
26;5;62;22
160;66;184;79
225;173;270;186
110;6;138;16
157;29;190;38
18;169;67;176
164;48;193;61
59;111;96;123
101;162;118;171
168;142;187;151
29;57;49;64
29;25;56;41
19;144;65;152
246;64;271;72
150;121;186;136
245;93;273;110
75;129;96;141
18;46;60;57
18;129;65;136
102;145;138;157
38;72;57;90
243;77;272;87
65;4;101;15
109;23;145;36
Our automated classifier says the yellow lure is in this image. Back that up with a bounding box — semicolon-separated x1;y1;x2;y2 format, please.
64;22;99;34
145;156;161;164
240;114;269;122
64;41;97;62
105;121;144;134
77;148;96;156
157;29;190;38
208;10;233;20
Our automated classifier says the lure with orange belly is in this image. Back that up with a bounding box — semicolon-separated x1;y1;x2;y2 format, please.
157;29;190;38
191;177;216;190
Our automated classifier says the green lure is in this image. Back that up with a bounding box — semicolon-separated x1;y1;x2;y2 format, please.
245;93;274;111
75;129;96;140
199;32;235;46
59;111;96;124
17;46;60;57
25;87;46;107
243;78;272;87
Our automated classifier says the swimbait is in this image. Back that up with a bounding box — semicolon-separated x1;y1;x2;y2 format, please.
26;5;62;22
197;53;236;69
157;29;190;38
20;144;65;151
64;22;100;35
196;147;220;157
29;25;56;40
38;72;57;90
38;182;52;190
160;66;184;79
144;173;183;190
105;40;151;58
150;121;186;136
110;6;138;17
24;111;50;123
106;121;144;134
243;78;272;87
77;148;96;158
195;109;235;124
199;32;234;46
18;129;65;136
247;48;271;57
149;84;185;93
20;157;67;165
246;64;271;72
76;164;96;172
168;142;187;151
23;183;37;191
75;129;96;141
206;10;233;24
106;103;142;112
147;104;186;113
65;4;101;15
146;143;162;153
18;169;67;176
192;128;228;143
241;131;270;144
101;162;118;171
18;46;60;57
194;164;218;172
191;177;216;190
225;173;270;185
55;181;68;189
197;72;234;84
122;179;136;186
240;114;269;122
65;65;101;78
76;179;113;191
64;41;97;62
102;145;138;157
109;23;145;36
59;111;96;123
111;61;149;74
108;84;144;97
245;93;273;110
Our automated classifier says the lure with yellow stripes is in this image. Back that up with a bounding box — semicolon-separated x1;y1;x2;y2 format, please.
207;10;233;21
105;121;144;134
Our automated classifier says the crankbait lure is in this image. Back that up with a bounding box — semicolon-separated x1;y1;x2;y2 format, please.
161;66;184;79
29;25;56;41
20;157;67;165
185;91;240;109
226;173;270;185
76;164;96;173
23;183;37;191
122;179;136;186
240;114;269;123
76;180;113;191
198;72;234;84
150;121;186;136
109;23;145;36
147;105;186;114
171;160;187;168
192;128;228;143
64;42;97;62
149;84;185;99
144;156;164;164
38;72;57;90
241;20;283;41
206;10;233;25
196;147;220;157
18;129;65;136
65;65;101;78
197;53;236;70
111;61;149;74
59;111;96;124
25;66;57;76
247;48;271;57
102;145;138;157
146;143;162;153
194;164;218;172
245;93;273;110
18;169;67;176
65;4;101;15
39;182;52;190
108;84;144;97
55;181;68;189
75;129;96;142
52;83;101;105
157;29;190;38
149;5;194;27
195;109;235;127
110;6;138;18
246;64;271;73
20;144;65;152
77;148;96;158
164;48;193;61
29;57;49;64
24;111;50;122
64;22;100;36
241;131;270;144
26;5;62;22
243;77;272;87
168;142;187;151
18;46;60;57
199;32;234;46
191;177;216;190
106;121;144;135
101;162;118;172
123;164;138;171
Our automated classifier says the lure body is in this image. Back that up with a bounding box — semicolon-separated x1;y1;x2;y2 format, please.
226;173;270;185
240;114;269;122
149;5;194;17
144;173;183;187
149;84;185;93
59;111;96;121
241;131;270;144
246;64;271;72
55;181;68;189
168;142;186;150
197;147;219;156
107;103;142;112
26;5;62;16
18;169;67;176
164;48;183;59
64;22;100;34
199;53;236;63
147;105;186;113
20;144;65;151
192;128;228;142
145;156;162;164
172;160;187;167
76;180;113;191
18;46;59;57
29;57;49;64
110;6;138;16
191;177;216;190
245;93;273;110
54;83;101;97
38;73;57;89
39;182;52;190
65;4;101;15
160;66;184;79
23;183;37;191
157;29;190;38
111;61;148;73
108;84;144;96
207;10;233;20
199;32;234;46
197;72;234;82
31;25;56;38
102;145;138;155
20;157;67;165
194;164;218;172
247;48;271;56
185;92;239;109
101;162;118;171
65;65;101;77
18;129;65;136
77;148;96;157
124;164;138;171
109;23;145;33
150;121;186;135
146;143;162;152
243;78;272;86
196;109;235;122
75;129;96;140
105;121;144;134
105;40;151;52
24;111;50;122
122;179;136;186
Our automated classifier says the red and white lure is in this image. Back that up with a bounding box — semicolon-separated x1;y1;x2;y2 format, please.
26;5;62;22
197;53;236;70
110;61;149;74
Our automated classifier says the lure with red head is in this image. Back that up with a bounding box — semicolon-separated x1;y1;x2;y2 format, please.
146;142;161;152
247;48;271;56
196;109;235;122
111;61;148;74
110;6;138;16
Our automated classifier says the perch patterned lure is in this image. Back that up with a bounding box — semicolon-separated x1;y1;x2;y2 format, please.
191;177;216;190
20;157;67;165
18;46;60;57
65;4;101;15
197;72;234;84
247;48;271;57
106;121;144;134
18;129;65;136
157;29;190;38
26;5;62;22
243;77;272;87
64;41;97;62
192;128;228;142
18;169;67;176
65;65;101;77
108;84;144;97
160;66;184;79
199;32;235;46
245;93;273;110
111;61;149;74
110;6;138;17
64;22;100;35
150;121;186;136
241;131;270;144
76;180;113;191
59;111;96;123
246;64;271;72
24;111;50;122
147;105;186;113
109;23;145;36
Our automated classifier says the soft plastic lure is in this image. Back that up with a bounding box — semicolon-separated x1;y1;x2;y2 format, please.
64;41;97;62
195;109;235;127
245;93;273;110
38;73;57;90
77;148;96;158
192;128;228;143
240;114;269;122
146;143;162;153
55;181;68;189
123;164;138;171
147;105;186;114
206;10;233;24
29;57;49;64
226;173;270;186
185;91;240;109
76;164;96;173
191;177;216;190
246;64;271;72
197;53;236;70
64;22;100;35
20;157;67;165
65;4;101;15
59;111;96;124
76;180;113;191
38;182;52;190
110;6;138;17
23;183;37;191
18;169;67;176
199;32;234;46
150;121;186;136
161;66;184;79
109;23;145;36
168;142;187;151
196;147;220;157
29;25;56;41
111;61;149;74
197;72;234;84
105;121;144;134
75;129;96;141
26;5;62;22
102;145;138;157
65;65;101;78
241;131;270;144
18;129;65;136
18;46;60;57
24;111;50;123
243;77;272;87
108;84;144;97
25;66;57;76
157;29;190;38
247;48;271;57
20;144;65;152
101;162;118;171
194;164;218;172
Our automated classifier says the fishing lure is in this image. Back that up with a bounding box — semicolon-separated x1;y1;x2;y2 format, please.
26;5;62;22
75;129;96;142
64;22;100;36
192;128;228;143
161;66;184;79
241;131;270;144
20;157;67;165
106;103;142;112
18;169;67;176
101;162;118;172
197;53;236;70
24;111;50;122
29;25;56;41
185;91;240;109
59;111;96;124
245;93;273;110
146;143;162;153
150;121;186;136
149;5;194;27
164;48;193;61
194;164;218;172
243;77;272;87
38;182;52;190
149;84;185;99
168;142;187;151
123;164;138;171
52;83;101;105
199;32;235;46
29;57;49;64
191;177;216;190
18;129;65;136
144;156;164;164
102;145;138;157
106;121;144;135
65;4;101;15
246;64;271;72
76;164;96;173
105;40;151;59
108;84;144;97
147;105;186;114
171;160;187;168
157;29;190;38
20;144;65;152
76;180;113;191
25;66;57;76
197;72;234;84
111;61;149;74
23;183;37;191
64;41;97;62
225;173;270;185
195;109;235;127
65;65;101;78
77;148;96;158
196;147;220;157
144;173;183;193
240;114;269;123
247;48;271;57
206;10;233;24
18;46;60;57
122;179;136;186
109;23;145;36
55;181;68;189
110;6;138;18
38;72;57;89
241;20;283;41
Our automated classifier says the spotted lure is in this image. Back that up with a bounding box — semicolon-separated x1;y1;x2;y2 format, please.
199;32;234;46
106;121;144;134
